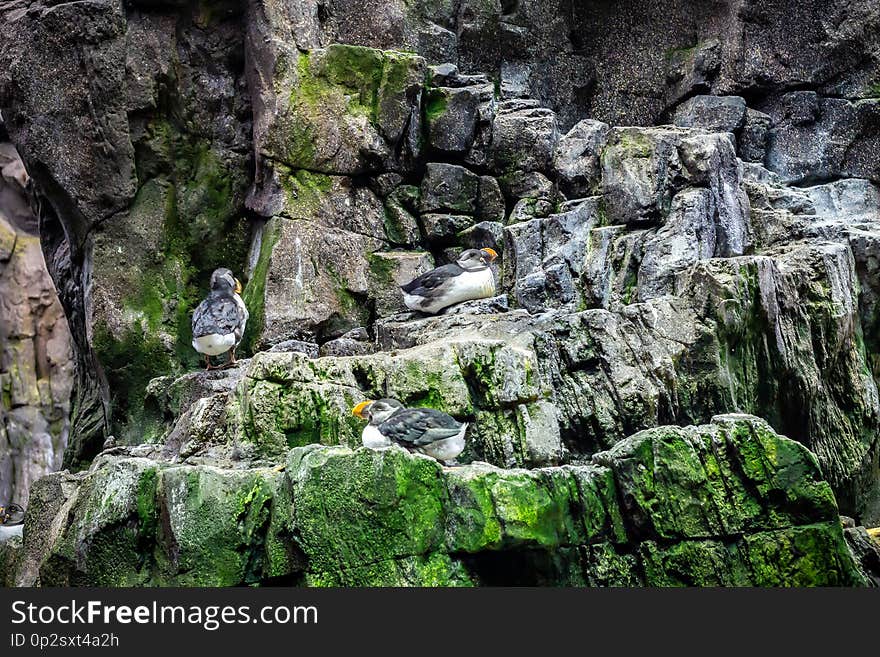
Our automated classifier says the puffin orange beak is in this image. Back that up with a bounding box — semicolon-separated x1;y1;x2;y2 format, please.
352;400;373;419
481;248;498;262
234;278;243;295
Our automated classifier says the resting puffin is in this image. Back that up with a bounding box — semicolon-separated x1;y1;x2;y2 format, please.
191;268;249;370
352;399;468;464
401;248;497;314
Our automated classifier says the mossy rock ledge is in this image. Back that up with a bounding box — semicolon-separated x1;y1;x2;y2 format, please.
7;415;867;587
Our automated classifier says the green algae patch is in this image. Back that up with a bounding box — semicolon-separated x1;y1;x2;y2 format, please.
242;217;281;353
424;88;449;123
269;45;424;173
154;467;282;586
306;552;474;587
39;459;160;586
289;446;447;576
596;415;843;542
742;523;867;586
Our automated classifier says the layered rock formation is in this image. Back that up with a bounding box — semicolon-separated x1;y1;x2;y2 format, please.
0;133;73;507
1;0;879;586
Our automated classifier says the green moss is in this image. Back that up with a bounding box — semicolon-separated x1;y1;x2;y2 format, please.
319;44;385;117
153;468;280;586
583;542;641;586
424;88;449;123
621;265;639;304
290;447;447;575
380;50;419;98
665;42;699;62
641;539;751;586
280;45;422;169
742;523;867;586
616;130;653;158
136;468;159;545
241;218;281;353
307;552;474;587
367;251;396;283
92;323;175;444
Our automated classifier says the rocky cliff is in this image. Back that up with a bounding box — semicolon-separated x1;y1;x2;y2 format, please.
0;129;73;508
1;0;879;586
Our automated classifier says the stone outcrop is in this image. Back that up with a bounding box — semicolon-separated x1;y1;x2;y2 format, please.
0;136;72;507
4;415;866;586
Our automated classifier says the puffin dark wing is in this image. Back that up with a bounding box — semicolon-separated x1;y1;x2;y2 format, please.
379;408;463;446
192;297;245;338
400;263;463;295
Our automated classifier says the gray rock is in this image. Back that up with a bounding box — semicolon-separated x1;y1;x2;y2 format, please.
371;172;403;198
420;162;480;214
320;337;376;357
765;93;880;184
801;178;880;218
248;217;382;346
267;340;320;357
428;63;459;86
843;526;880;586
601;126;684;225
341;327;369;341
418;24;457;64
638;189;718;300
458;221;505;255
272;170;388;240
498;170;555;206
477;175;505;223
504;199;601;312
421;213;478;242
672;95;747;134
491;104;559;173
508;197;554;224
368;250;435;317
553;119;611;198
665;39;722;109
739;109;772;163
255;42;426;176
601;126;751;259
384;185;422;246
425;87;480;153
440;294;509;316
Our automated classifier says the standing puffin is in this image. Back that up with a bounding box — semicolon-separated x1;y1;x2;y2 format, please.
352;399;468;464
401;248;497;314
191;268;249;370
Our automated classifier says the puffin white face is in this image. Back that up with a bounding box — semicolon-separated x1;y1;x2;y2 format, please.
352;399;404;425
456;248;498;271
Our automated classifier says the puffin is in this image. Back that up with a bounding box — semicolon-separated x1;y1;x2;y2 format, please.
352;398;468;464
401;248;497;314
191;267;249;370
0;503;24;526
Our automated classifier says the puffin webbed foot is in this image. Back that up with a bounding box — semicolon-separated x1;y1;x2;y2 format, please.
220;348;238;370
